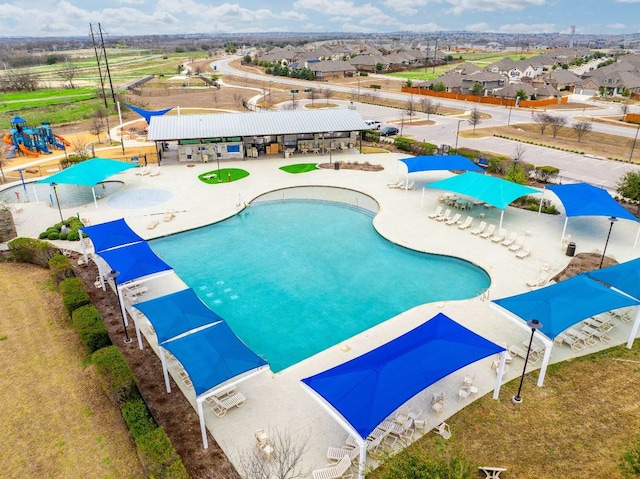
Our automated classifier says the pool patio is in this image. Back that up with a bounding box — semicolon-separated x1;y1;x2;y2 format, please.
7;149;640;475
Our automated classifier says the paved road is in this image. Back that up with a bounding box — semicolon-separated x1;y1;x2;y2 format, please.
212;56;640;190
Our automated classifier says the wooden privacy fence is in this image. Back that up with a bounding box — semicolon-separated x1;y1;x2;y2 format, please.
400;86;569;108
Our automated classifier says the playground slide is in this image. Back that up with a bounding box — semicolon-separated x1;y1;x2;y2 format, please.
3;133;11;145
54;134;71;147
18;143;38;157
37;140;51;154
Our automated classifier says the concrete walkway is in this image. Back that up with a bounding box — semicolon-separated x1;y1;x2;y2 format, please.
5;148;640;475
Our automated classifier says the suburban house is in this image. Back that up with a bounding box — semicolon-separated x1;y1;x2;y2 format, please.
461;72;505;95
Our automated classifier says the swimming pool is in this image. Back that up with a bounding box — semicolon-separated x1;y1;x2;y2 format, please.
150;193;490;372
0;180;124;207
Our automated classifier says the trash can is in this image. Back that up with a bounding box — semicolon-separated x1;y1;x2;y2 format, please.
566;242;576;257
334;161;340;170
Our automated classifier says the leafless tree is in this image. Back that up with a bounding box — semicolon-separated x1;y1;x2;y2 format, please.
620;103;630;118
533;112;552;135
420;97;433;120
90;116;104;144
235;429;310;479
6;68;38;91
69;135;89;159
573;121;593;142
233;93;244;107
322;87;333;105
59;65;79;89
405;98;416;122
211;90;218;106
513;143;527;163
549;114;568;138
468;107;482;133
308;87;319;105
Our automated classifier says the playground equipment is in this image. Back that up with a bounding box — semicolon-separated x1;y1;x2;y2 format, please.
3;115;71;159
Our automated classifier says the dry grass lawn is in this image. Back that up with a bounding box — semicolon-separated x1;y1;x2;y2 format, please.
0;263;144;479
468;123;639;163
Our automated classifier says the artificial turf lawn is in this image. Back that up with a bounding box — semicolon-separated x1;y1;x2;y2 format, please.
279;163;320;174
199;168;250;184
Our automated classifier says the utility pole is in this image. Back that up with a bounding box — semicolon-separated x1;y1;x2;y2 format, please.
90;23;116;106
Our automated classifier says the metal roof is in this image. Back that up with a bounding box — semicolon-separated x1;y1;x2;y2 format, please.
148;108;366;141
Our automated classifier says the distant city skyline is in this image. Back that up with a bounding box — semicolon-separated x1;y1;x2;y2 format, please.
0;0;639;38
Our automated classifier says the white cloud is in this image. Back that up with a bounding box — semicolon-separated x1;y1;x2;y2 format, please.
606;23;625;29
446;0;546;15
615;0;640;3
116;0;144;4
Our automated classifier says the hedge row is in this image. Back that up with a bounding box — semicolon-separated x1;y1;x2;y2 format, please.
72;305;111;353
59;276;91;316
48;253;75;284
122;400;188;479
7;237;59;267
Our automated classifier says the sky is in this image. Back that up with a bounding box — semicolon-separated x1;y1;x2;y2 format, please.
0;0;639;37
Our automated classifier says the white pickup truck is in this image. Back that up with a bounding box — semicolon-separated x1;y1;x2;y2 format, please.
364;120;382;130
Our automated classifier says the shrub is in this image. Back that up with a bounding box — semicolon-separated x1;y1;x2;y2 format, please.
378;448;475;479
91;346;139;405
48;253;75;284
72;305;111;353
122;400;157;440
394;137;415;152
59;277;91;315
363;130;380;142
7;237;59;267
136;427;189;479
532;165;560;183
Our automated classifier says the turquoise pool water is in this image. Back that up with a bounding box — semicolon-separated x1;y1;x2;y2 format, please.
150;199;490;372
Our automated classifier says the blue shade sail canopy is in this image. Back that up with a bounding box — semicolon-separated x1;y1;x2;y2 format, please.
10;115;27;124
400;155;483;174
79;218;144;253
134;288;223;344
163;321;268;397
493;274;640;339
547;183;638;221
36;158;137;187
124;103;173;124
587;258;640;300
426;172;539;209
98;241;172;284
302;312;505;439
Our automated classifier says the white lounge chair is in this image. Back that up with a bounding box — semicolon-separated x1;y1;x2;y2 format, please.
501;231;518;247
428;205;443;219
445;213;462;226
206;391;247;417
515;244;531;259
491;228;507;243
255;429;274;459
399;181;415;191
458;216;474;230
555;333;585;352
149;167;161;177
312;454;353;479
387;180;404;189
433;422;451;440
479;224;496;239
436;209;452;222
527;270;550;289
164;210;175;222
147;219;159;230
582;324;612;343
327;445;359;463
470;220;487;235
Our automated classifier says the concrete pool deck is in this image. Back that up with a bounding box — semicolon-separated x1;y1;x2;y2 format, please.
6;149;640;474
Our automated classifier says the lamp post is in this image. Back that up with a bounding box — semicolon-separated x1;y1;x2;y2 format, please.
629;122;640;162
513;319;543;404
50;182;64;223
599;216;618;269
106;270;132;343
455;119;464;152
